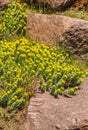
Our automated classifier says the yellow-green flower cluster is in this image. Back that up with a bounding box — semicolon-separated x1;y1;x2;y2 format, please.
0;38;86;109
0;0;27;40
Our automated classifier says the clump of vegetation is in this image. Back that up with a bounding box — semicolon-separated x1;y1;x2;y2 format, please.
0;0;87;112
0;0;27;40
0;1;87;130
0;38;86;110
65;11;88;21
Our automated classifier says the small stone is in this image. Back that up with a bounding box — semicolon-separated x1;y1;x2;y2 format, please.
55;124;60;129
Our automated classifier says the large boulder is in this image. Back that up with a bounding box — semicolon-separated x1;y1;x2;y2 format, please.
27;78;88;130
0;0;10;11
27;12;88;59
33;0;76;11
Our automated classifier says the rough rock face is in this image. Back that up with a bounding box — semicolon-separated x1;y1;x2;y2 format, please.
35;0;76;11
27;78;88;130
27;13;88;59
0;0;10;11
63;23;88;58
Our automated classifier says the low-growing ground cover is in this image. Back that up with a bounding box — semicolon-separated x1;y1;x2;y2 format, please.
0;0;27;40
0;38;86;110
64;10;88;21
0;0;88;129
0;107;25;130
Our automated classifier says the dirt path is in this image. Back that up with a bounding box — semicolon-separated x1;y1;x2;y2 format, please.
26;78;88;130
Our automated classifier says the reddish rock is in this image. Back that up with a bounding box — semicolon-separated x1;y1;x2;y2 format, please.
35;0;76;11
27;13;88;59
27;78;88;130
